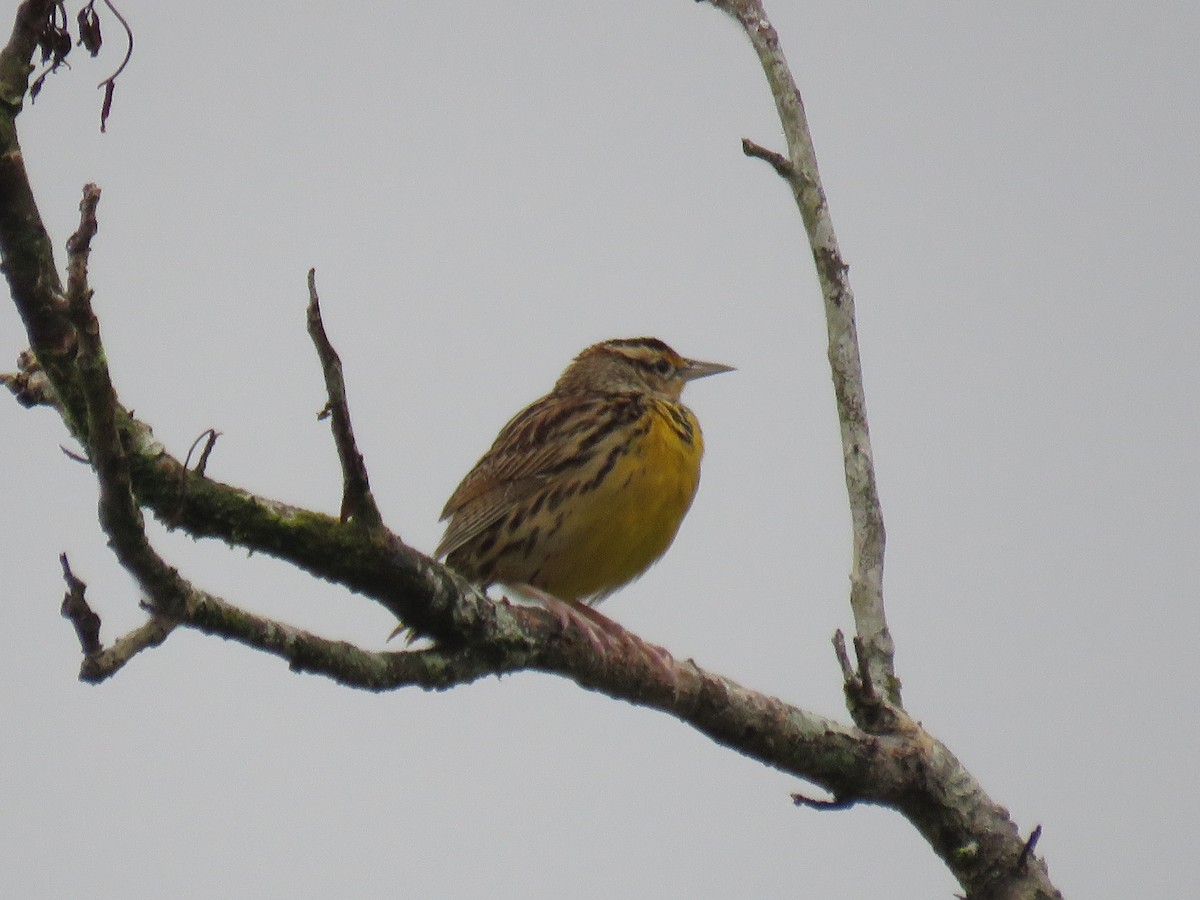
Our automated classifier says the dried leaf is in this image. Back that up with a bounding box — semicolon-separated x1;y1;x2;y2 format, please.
78;4;103;57
99;81;114;133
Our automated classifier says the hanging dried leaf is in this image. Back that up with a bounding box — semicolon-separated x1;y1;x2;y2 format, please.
78;3;103;57
37;16;71;67
95;0;134;132
30;2;72;103
99;81;115;133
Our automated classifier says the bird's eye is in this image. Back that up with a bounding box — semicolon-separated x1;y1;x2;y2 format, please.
653;359;674;376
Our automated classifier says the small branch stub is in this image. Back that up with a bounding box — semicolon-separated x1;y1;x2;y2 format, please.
59;554;101;655
1017;825;1043;873
168;428;220;526
742;138;794;177
791;789;856;812
832;629;905;735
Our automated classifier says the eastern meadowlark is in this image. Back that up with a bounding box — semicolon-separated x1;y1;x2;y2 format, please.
436;337;732;640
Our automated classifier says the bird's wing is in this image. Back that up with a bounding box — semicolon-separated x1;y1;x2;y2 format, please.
435;392;639;559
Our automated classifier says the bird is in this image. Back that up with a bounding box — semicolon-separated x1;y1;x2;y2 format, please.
434;336;732;647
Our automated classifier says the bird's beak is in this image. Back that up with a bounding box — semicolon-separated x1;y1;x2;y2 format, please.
682;358;735;381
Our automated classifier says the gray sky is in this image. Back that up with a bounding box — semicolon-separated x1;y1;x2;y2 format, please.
3;2;1197;897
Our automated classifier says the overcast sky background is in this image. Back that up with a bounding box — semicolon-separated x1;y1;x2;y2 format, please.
2;2;1197;897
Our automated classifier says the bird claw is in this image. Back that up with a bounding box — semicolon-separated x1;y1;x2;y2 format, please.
516;585;614;655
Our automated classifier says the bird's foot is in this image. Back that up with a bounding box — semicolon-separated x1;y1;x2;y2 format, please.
515;585;677;681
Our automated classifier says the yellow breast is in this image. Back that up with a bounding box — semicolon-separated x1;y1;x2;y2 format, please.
529;399;705;603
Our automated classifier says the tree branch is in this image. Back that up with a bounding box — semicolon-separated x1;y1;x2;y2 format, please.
188;592;505;691
712;0;895;706
62;185;195;625
1;1;86;432
0;5;1062;898
706;2;1060;897
79;614;174;683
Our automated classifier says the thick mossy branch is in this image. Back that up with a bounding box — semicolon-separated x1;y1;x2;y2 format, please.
1;1;86;433
125;431;500;647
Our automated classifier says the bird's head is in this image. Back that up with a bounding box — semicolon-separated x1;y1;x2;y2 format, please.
556;337;734;400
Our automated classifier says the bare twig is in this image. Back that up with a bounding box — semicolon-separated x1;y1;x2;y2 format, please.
711;0;896;705
832;629;854;682
702;5;1060;897
168;428;220;524
63;184;191;624
741;138;793;177
305;268;384;532
184;427;220;477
